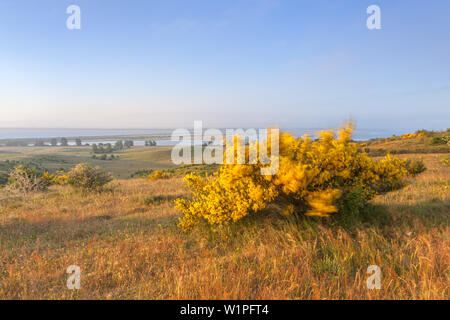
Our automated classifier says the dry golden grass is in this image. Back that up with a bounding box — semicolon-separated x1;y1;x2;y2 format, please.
365;136;450;154
0;154;448;299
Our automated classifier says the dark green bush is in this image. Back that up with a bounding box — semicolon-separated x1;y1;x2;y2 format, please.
0;172;10;185
429;136;446;145
338;188;367;217
67;163;113;191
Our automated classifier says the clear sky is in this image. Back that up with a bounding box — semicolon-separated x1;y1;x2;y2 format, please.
0;0;449;130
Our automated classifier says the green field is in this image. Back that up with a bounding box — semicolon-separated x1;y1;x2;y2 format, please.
0;146;175;179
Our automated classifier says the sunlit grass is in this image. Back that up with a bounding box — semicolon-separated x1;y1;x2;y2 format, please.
0;154;448;299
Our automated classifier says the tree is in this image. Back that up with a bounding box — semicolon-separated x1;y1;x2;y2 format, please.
61;138;68;146
92;144;98;154
51;138;57;146
34;140;45;147
105;143;113;153
75;138;82;146
124;140;134;148
115;140;123;150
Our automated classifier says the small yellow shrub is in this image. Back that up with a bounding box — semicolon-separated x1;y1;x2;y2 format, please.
54;173;69;185
148;170;171;181
175;124;418;230
441;156;450;167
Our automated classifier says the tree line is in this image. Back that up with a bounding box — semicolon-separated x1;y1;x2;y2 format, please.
92;140;135;154
5;138;158;148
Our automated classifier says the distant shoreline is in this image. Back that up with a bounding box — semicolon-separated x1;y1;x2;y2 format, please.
0;127;428;142
0;134;173;146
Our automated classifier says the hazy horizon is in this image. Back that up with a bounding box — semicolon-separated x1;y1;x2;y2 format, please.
0;126;444;142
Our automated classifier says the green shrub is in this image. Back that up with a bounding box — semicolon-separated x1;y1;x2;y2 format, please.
7;165;49;194
338;188;367;217
429;136;447;145
405;158;427;176
66;163;113;191
143;195;166;205
131;169;154;178
0;172;9;185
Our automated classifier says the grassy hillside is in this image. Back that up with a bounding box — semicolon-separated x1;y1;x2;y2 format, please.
0;146;175;179
363;130;450;155
0;152;448;299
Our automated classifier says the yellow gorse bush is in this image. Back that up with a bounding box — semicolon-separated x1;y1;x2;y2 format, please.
43;170;69;185
366;132;424;145
175;124;413;230
148;170;171;181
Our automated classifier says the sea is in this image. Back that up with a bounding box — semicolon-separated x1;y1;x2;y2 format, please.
0;127;410;146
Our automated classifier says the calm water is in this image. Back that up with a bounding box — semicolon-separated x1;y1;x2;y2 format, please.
0;127;409;144
0;128;174;140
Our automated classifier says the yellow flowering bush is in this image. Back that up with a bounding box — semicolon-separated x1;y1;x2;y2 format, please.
175;124;418;230
53;172;69;185
367;132;425;145
400;133;424;140
42;170;69;185
43;171;56;183
148;170;171;181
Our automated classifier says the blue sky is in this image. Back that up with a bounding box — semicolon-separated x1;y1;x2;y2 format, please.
0;0;449;130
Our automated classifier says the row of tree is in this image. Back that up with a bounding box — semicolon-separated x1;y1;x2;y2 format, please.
92;154;118;160
92;140;135;154
34;138;82;147
9;138;158;148
114;140;135;149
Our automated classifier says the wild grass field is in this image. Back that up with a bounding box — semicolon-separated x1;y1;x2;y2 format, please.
0;136;449;299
